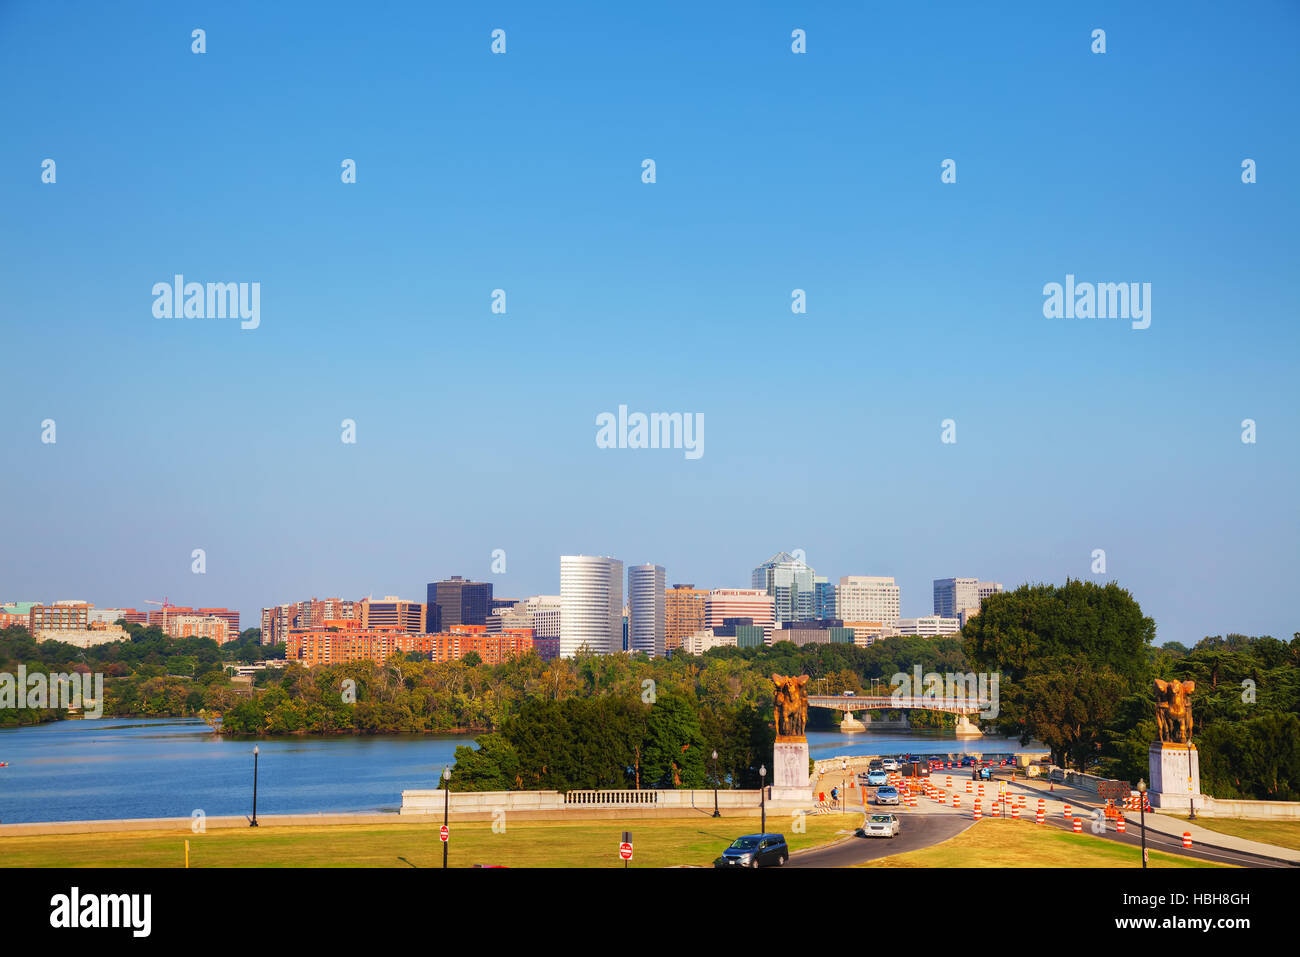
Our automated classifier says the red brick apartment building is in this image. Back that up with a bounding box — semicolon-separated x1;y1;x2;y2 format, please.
286;620;537;667
148;606;241;641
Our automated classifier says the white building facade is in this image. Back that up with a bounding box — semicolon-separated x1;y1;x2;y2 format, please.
627;564;666;657
560;555;624;657
836;576;901;628
896;616;962;636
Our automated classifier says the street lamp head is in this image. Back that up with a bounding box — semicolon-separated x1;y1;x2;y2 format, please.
1137;778;1146;792
253;745;258;755
760;765;767;777
712;750;718;761
442;766;451;781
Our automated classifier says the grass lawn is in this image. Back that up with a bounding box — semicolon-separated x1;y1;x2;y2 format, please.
1183;817;1300;852
0;814;854;868
860;818;1228;868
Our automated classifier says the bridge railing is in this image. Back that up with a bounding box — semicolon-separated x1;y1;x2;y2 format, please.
807;695;987;713
564;790;659;806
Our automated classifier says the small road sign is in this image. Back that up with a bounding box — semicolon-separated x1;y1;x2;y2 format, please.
439;825;449;843
619;841;633;861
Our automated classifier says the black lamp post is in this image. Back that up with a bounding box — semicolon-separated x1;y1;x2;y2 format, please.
759;764;767;834
442;766;451;869
1137;778;1148;869
841;758;848;813
249;745;259;827
711;749;720;818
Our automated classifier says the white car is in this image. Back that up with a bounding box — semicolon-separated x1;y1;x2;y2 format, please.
881;758;900;772
862;813;901;838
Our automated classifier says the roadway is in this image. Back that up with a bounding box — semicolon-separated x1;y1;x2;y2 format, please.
787;770;1298;868
788;809;973;867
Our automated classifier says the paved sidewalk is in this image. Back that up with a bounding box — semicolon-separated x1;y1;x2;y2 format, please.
1127;811;1300;864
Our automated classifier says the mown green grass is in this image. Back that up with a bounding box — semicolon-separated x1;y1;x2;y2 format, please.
861;817;1228;868
0;814;855;868
1182;817;1300;852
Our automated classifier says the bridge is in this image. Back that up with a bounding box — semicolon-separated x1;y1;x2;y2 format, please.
807;694;985;716
807;695;987;735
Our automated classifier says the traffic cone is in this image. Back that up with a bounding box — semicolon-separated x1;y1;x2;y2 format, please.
1072;818;1082;833
1183;832;1192;848
1116;818;1126;833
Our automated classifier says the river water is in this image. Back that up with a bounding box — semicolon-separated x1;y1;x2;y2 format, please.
0;718;1047;824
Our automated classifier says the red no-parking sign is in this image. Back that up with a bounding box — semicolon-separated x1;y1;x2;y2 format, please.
619;841;633;861
439;825;449;843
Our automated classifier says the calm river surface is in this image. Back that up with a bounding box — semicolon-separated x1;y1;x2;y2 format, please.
0;718;1047;824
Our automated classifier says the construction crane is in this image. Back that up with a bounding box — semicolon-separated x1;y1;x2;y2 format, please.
145;597;173;634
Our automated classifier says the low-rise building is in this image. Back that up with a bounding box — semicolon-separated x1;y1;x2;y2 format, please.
896;616;962;636
771;618;855;647
679;628;738;656
33;625;129;648
842;620;885;647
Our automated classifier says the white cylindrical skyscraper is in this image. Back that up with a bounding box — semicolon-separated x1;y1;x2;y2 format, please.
627;563;666;658
560;555;624;657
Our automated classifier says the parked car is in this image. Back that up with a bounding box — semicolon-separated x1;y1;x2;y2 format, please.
714;833;789;868
860;813;901;838
841;691;856;696
875;785;900;805
866;769;888;787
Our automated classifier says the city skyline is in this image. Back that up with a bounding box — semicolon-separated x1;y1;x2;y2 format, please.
3;2;1296;651
2;544;1288;650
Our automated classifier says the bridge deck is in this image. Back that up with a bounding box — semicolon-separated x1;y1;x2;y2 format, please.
807;695;984;715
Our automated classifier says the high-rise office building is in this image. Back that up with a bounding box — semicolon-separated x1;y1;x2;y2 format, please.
836;576;901;628
705;589;776;639
665;584;709;653
427;576;492;633
359;596;426;634
751;552;815;624
627;564;666;658
560;555;624;657
813;576;836;619
933;578;1003;618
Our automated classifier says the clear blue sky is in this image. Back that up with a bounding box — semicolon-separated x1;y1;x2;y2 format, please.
2;1;1296;646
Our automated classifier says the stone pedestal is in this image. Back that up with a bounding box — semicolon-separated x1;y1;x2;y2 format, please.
1147;742;1201;811
770;739;811;805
